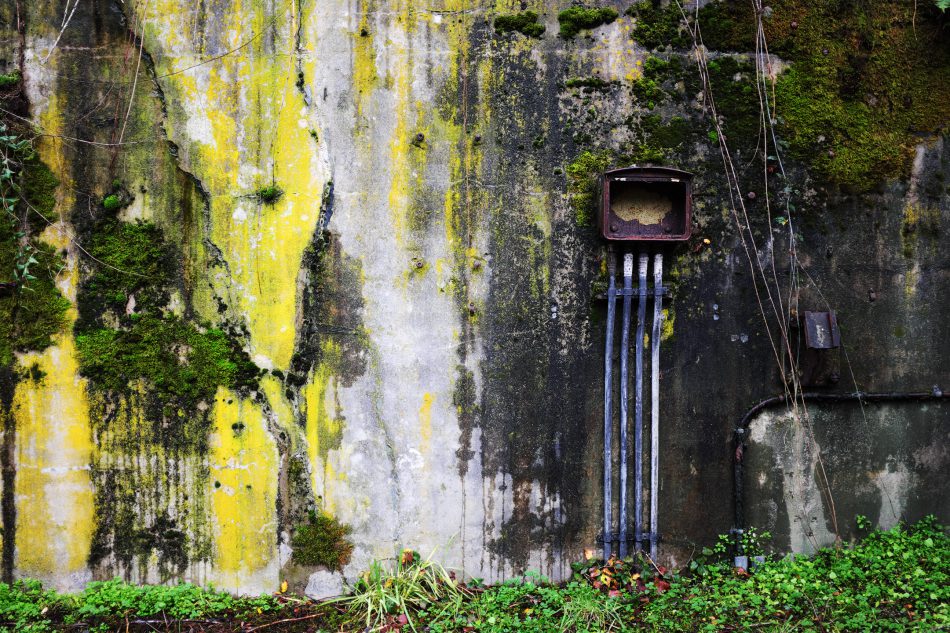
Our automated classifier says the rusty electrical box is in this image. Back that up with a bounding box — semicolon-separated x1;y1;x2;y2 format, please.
790;311;842;387
599;166;693;242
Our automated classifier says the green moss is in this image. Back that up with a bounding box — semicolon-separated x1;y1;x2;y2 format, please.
256;185;282;204
75;219;258;405
0;157;70;368
75;314;257;402
558;7;619;39
704;57;760;151
21;158;59;220
291;511;354;571
566;150;613;226
644;115;690;149
698;0;950;190
627;1;689;50
80;219;172;318
565;77;615;90
102;194;121;212
495;11;546;38
0;72;20;90
632;77;665;107
695;1;756;51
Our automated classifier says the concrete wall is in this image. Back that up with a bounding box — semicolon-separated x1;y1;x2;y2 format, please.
0;0;947;594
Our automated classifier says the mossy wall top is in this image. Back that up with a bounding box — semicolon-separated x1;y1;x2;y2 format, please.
0;0;947;593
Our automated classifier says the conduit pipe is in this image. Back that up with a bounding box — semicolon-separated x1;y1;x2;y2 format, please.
632;253;648;555
618;253;634;557
650;253;663;560
602;250;617;558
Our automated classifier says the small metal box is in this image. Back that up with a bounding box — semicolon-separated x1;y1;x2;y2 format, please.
599;166;693;242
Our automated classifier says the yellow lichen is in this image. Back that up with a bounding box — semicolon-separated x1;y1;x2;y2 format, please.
208;387;279;593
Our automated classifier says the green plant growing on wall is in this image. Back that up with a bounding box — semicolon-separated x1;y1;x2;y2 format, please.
256;184;282;204
627;1;689;49
0;72;19;90
557;7;619;39
291;511;354;571
494;11;546;38
0;123;70;369
101;194;121;212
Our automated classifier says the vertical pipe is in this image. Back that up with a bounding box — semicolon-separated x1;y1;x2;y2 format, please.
602;250;617;558
633;253;648;552
617;254;634;557
650;252;663;560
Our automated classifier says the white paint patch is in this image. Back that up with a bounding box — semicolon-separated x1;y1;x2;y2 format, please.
871;461;911;530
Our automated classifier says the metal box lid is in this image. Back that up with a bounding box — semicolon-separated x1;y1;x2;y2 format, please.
599;166;693;242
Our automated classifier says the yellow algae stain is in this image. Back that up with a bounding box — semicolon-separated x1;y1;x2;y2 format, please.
11;93;94;587
419;392;434;451
261;374;298;447
172;4;327;372
13;334;94;585
301;343;346;493
353;1;379;122
209;387;279;593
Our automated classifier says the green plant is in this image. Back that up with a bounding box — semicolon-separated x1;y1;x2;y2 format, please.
338;549;470;631
0;72;20;90
291;510;354;571
0;123;70;368
494;11;545;38
627;1;689;49
557;7;619;39
101;194;121;212
256;184;282;203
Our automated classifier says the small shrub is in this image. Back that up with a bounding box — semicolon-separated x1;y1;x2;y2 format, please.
557;7;619;38
291;511;354;570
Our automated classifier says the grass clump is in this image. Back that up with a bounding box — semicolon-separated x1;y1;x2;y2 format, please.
338;550;471;632
494;11;545;38
291;511;355;571
557;7;619;39
256;184;282;203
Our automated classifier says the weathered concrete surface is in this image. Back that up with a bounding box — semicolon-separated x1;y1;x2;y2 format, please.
746;401;950;554
0;0;947;593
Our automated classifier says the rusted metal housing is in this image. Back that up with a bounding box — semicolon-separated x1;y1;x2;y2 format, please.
790;311;842;387
599;166;694;242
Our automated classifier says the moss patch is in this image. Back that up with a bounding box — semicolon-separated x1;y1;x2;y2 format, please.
291;511;353;571
558;7;619;39
627;1;689;50
0;72;20;90
495;11;545;38
79;219;172;321
75;315;256;402
0;218;71;367
566;150;612;226
699;0;950;190
0;150;70;368
75;219;258;407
